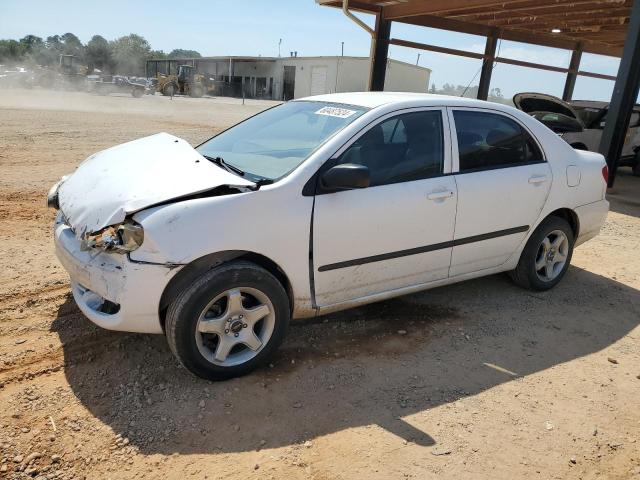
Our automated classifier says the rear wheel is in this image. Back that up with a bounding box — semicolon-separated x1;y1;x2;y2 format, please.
131;87;144;98
165;261;290;380
509;216;574;291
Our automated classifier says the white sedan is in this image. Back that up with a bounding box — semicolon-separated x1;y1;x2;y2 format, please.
49;92;609;380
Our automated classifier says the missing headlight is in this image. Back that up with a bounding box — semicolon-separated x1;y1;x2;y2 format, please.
81;219;144;254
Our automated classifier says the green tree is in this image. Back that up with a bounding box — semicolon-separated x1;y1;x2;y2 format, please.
45;35;62;51
167;49;201;59
60;32;84;59
109;34;151;75
18;35;51;66
86;35;112;72
0;39;25;63
19;35;43;52
40;34;67;66
149;49;167;59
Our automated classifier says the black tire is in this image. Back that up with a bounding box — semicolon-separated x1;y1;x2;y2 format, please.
632;152;640;177
509;216;575;291
165;261;290;380
189;85;204;98
162;83;175;96
131;87;144;98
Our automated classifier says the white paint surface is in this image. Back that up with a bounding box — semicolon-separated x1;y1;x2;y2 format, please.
52;92;609;334
57;133;254;236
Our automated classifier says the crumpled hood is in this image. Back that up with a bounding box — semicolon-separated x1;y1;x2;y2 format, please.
57;132;254;236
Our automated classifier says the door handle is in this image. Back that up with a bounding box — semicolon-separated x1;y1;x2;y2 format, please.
427;190;454;200
528;175;549;184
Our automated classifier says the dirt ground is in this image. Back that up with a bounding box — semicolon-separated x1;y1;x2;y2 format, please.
0;89;638;480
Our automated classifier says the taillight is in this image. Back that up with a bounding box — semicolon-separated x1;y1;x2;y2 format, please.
602;164;609;184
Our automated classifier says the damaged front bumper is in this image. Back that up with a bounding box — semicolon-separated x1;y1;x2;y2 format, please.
54;213;180;334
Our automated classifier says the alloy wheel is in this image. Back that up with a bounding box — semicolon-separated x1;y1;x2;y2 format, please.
535;229;569;282
195;287;275;367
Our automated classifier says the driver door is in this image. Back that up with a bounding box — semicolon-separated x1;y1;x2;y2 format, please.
312;108;458;307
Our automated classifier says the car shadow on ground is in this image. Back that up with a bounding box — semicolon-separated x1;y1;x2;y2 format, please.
51;265;639;455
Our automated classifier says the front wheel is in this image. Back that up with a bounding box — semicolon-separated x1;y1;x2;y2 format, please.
165;261;290;380
162;83;175;96
509;216;574;291
189;85;204;98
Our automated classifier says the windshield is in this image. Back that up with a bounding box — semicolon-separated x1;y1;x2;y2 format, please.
196;101;368;181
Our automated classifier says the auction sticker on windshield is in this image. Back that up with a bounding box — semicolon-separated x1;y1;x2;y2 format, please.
315;106;357;118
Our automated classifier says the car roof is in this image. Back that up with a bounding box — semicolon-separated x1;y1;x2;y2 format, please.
296;91;511;111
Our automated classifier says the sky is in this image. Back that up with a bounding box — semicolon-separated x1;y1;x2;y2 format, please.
0;0;622;101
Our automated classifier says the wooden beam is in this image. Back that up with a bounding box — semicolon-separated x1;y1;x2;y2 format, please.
370;11;391;91
488;15;629;29
394;14;622;56
384;0;536;19
448;0;629;18
452;4;630;21
563;43;582;100
494;56;569;73
383;0;628;18
389;38;485;60
316;0;378;13
389;35;616;80
577;70;617;81
478;29;498;100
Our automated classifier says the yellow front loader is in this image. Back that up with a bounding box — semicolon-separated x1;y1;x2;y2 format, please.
156;65;205;97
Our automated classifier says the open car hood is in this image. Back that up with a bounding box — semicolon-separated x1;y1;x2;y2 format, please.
513;92;579;119
57;132;254;236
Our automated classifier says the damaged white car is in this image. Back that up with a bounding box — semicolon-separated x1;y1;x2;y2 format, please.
50;92;609;380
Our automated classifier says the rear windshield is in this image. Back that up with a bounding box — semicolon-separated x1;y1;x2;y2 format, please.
197;101;368;181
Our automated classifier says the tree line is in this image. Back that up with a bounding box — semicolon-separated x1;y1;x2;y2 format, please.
428;83;510;104
0;33;201;76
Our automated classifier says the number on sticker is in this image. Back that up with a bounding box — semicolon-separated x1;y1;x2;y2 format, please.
315;106;357;118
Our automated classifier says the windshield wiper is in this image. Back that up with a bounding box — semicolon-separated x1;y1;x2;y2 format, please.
249;178;274;190
202;155;245;177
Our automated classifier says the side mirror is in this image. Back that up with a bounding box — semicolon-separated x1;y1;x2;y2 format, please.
321;163;370;191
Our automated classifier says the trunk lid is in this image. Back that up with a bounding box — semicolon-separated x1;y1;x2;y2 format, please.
513;92;580;119
57;132;254;236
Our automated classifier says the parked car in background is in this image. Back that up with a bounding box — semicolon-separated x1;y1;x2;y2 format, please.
514;92;640;176
89;75;148;98
48;92;609;380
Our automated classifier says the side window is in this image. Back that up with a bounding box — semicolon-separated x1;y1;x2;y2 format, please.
453;111;543;172
337;110;444;187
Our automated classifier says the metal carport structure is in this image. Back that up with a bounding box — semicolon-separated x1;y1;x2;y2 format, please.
317;0;640;187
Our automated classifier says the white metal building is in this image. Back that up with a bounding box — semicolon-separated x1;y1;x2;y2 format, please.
146;55;431;100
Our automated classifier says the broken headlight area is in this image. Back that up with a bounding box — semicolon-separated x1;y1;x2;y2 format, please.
47;175;69;210
81;220;144;254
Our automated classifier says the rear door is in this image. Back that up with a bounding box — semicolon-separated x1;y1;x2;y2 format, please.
312;108;457;307
449;108;552;277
